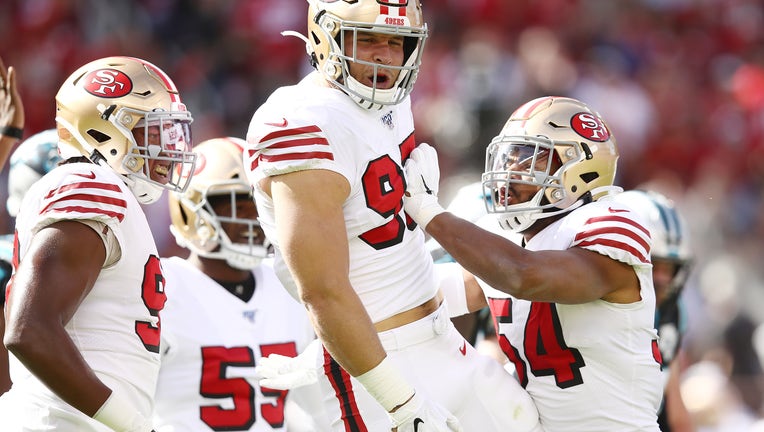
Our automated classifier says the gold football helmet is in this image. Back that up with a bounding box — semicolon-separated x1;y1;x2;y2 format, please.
483;96;620;232
295;0;428;109
169;137;271;270
55;56;195;204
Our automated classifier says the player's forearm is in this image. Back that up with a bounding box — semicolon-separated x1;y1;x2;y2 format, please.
302;285;386;376
427;213;527;296
4;320;111;415
0;135;17;168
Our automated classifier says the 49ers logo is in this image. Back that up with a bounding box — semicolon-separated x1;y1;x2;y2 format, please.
570;112;610;142
384;17;405;25
82;68;133;98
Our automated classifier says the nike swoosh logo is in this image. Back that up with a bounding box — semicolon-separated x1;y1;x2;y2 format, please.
608;207;628;213
265;118;288;127
75;171;96;179
414;418;424;432
459;341;467;356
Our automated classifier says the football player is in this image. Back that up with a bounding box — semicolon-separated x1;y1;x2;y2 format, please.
404;96;664;431
244;1;541;431
0;56;196;431
154;137;329;431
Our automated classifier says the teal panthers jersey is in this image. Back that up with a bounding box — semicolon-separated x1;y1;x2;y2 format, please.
0;233;13;305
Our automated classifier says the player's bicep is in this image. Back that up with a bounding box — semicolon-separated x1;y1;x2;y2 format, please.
8;220;106;326
270;169;350;298
523;247;638;304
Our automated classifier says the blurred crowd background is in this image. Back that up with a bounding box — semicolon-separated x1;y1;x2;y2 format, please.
2;0;764;430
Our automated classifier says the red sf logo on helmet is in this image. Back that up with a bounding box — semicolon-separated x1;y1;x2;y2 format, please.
82;69;133;98
570;112;610;142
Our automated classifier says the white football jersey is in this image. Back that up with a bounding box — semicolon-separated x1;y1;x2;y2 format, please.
2;162;162;430
245;72;437;323
480;199;663;432
153;256;318;431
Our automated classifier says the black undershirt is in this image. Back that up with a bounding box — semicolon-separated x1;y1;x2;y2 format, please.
214;272;256;302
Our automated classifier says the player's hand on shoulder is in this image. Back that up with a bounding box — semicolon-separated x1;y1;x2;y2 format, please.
403;143;445;229
389;392;462;432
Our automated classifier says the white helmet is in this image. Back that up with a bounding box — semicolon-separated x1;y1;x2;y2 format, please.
483;96;620;232
168;137;271;270
612;189;692;295
295;0;428;110
55;56;196;204
6;129;63;217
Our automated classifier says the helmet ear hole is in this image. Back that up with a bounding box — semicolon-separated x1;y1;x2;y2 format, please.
178;205;190;225
580;172;599;183
87;129;111;143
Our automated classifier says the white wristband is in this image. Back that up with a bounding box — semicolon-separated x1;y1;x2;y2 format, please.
355;357;414;412
416;201;446;229
93;391;151;432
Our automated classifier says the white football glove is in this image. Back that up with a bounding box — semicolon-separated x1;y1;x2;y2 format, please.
403;143;446;229
254;339;321;390
389;392;463;432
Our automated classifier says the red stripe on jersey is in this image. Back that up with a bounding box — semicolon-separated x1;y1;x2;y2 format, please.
41;205;126;222
44;181;123;199
575;225;650;252
399;132;417;161
323;348;368;432
259;125;323;143
42;192;128;211
575;238;650;264
267;136;330;150
652;339;663;365
260;151;334;163
246;148;259;171
586;215;650;237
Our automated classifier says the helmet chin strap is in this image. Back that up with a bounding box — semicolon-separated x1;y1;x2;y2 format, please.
225;253;263;271
345;75;399;110
121;173;163;204
344;52;418;110
589;185;624;200
514;185;625;230
498;191;589;233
